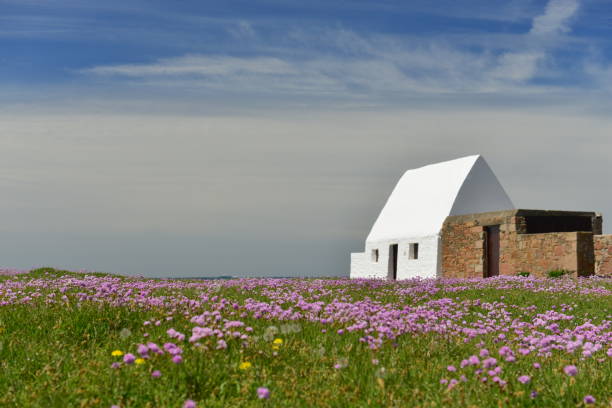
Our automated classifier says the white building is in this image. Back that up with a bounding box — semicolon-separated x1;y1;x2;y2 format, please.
350;155;514;280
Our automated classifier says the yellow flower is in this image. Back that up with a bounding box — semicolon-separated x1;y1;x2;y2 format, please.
135;358;145;365
111;350;123;357
273;338;283;345
239;361;252;370
272;345;280;351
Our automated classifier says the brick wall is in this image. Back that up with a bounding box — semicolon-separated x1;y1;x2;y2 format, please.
441;211;595;278
594;234;612;276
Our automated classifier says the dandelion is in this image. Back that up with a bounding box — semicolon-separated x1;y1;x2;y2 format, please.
517;375;530;384
256;387;270;399
563;365;578;376
135;358;145;365
239;361;252;370
123;353;136;365
583;395;596;404
111;350;123;357
183;400;196;408
119;328;132;339
272;338;283;345
151;370;161;378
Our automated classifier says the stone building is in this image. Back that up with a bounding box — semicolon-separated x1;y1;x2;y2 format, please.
350;155;612;279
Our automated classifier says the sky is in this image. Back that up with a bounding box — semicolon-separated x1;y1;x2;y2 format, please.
1;0;611;277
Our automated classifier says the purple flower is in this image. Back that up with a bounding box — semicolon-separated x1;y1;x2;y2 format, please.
123;353;136;365
172;355;183;364
111;362;121;369
447;365;456;372
530;391;538;399
533;363;541;369
583;395;596;404
482;357;497;368
517;375;530;384
563;365;578;376
137;344;149;358
257;387;270;399
183;400;196;408
151;370;161;378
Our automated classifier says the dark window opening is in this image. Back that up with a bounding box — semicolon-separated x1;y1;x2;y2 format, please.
409;243;419;260
371;249;379;263
524;216;592;234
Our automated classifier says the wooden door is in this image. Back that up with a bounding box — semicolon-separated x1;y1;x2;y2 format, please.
485;226;500;277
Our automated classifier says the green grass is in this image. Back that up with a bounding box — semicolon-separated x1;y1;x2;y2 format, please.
0;269;610;407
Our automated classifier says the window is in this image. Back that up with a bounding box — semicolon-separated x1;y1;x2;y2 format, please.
408;243;419;260
371;249;379;263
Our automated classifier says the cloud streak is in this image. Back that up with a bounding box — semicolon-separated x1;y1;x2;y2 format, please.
79;0;590;103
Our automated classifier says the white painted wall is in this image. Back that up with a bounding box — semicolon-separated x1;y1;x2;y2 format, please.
350;155;514;280
354;235;440;279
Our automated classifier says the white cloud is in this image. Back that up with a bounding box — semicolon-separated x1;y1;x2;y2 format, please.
86;55;297;77
72;0;593;105
530;0;580;35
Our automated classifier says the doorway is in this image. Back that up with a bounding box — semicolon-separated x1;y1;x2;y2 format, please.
484;225;500;277
388;244;398;280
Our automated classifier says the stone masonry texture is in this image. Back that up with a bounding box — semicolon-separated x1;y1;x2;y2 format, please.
441;209;599;278
594;235;612;276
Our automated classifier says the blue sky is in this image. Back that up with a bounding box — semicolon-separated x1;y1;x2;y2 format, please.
3;0;612;110
1;0;612;277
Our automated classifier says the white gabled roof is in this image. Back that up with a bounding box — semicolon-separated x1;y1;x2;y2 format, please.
366;155;514;243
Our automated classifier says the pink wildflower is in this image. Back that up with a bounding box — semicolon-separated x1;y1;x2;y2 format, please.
563;365;578;376
257;387;270;399
123;353;136;365
518;375;530;384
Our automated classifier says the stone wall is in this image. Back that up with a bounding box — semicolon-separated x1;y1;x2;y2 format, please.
441;211;512;279
594;234;612;276
502;232;593;277
441;210;596;278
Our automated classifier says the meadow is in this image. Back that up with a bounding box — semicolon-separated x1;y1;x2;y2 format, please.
0;268;610;407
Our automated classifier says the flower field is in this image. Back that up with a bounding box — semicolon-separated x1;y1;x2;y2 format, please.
0;268;610;407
